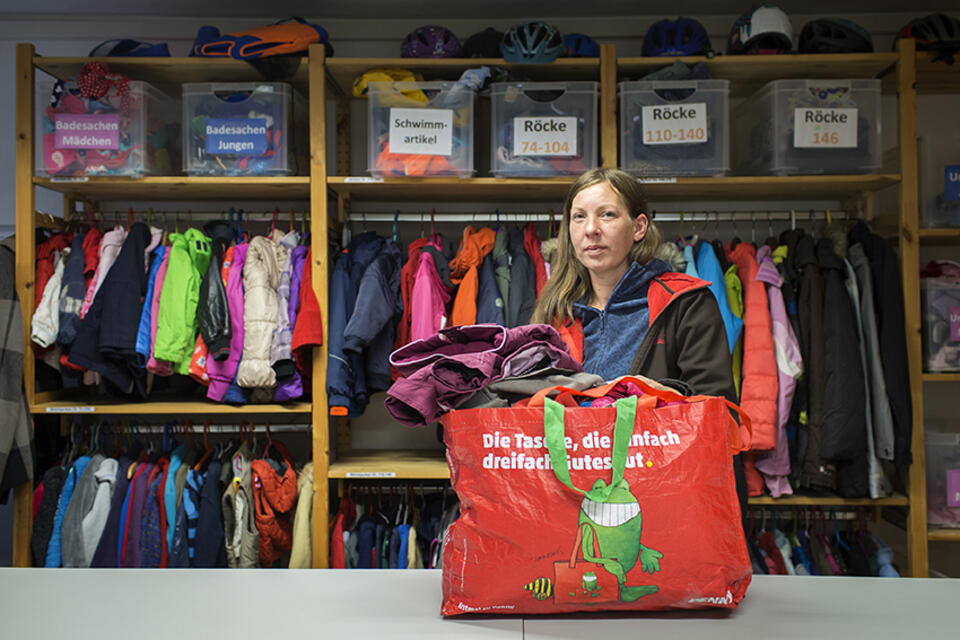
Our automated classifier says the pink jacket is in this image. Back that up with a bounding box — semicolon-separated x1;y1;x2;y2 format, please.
80;226;126;318
146;250;173;377
207;243;248;401
410;250;451;343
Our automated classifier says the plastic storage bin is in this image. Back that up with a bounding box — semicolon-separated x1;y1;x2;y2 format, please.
925;430;960;528
921;277;960;372
919;135;960;228
490;82;598;177
367;81;474;178
183;82;305;176
36;77;180;177
619;79;729;177
732;79;881;176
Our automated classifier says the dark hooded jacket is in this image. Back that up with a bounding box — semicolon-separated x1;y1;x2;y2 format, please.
198;221;233;361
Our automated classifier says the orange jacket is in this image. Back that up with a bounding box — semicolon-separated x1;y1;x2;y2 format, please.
725;242;778;451
449;226;497;327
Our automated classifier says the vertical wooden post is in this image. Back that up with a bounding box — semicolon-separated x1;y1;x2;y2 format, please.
897;37;928;578
309;44;331;568
13;43;36;568
599;43;617;169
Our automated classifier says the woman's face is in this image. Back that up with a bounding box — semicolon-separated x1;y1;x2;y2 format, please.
569;181;648;284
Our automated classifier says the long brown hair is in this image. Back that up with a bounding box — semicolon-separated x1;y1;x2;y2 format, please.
531;168;661;326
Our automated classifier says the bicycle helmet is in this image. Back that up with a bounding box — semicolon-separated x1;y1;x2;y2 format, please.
642;18;711;57
464;28;503;58
798;19;873;54
401;25;463;58
896;14;960;52
727;4;793;54
501;21;564;63
563;33;600;57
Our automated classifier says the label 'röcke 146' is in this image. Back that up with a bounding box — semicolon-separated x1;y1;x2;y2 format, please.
642;103;708;146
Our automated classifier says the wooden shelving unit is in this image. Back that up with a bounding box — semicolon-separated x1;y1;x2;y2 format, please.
928;529;960;542
328;451;449;480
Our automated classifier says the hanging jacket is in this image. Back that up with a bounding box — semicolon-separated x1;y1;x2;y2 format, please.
61;453;106;568
194;459;227;568
35;232;71;312
270;230;300;379
695;240;743;354
507;228;536;327
79;457;119;567
79;226;125;319
848;220;912;466
146;250;174;377
31;247;68;348
449;226;497;327
754;245;802;498
68;223;152;398
46;455;91;567
848;244;896;463
140;461;166;568
476;254;505;325
817;239;867;496
237;231;288;388
683;244;699;278
343;238;402;395
79;226;102;285
289;462;313;569
523;223;547;297
843;257;890;499
290;247;323;380
782;230;832;490
153;228;213;375
222;444;260;568
251;441;298;567
56;233;86;348
492;229;511;322
89;454;133;567
726;241;778;452
198;221;233;362
164;442;189;556
135;245;167;367
724;263;744;398
31;466;66;566
275;244;309;402
208;244;246;401
409;248;452;344
394;236;434;354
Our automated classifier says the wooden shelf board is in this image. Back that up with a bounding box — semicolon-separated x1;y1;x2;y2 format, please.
325;57;600;95
916;52;960;94
31;400;312;415
618;53;899;96
329;450;449;479
923;373;960;382
748;493;909;507
34;176;310;201
328;174;900;203
34;56;309;93
919;228;960;245
928;529;960;542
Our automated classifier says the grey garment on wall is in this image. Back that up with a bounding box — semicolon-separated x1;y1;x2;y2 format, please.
459;370;605;409
60;453;106;568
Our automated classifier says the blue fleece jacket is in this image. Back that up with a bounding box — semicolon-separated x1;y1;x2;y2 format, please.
694;241;743;354
164;442;189;555
573;260;669;382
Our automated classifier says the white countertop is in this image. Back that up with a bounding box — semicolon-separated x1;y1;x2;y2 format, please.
0;569;955;639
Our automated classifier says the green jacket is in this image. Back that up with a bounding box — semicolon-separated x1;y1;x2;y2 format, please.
153;228;212;373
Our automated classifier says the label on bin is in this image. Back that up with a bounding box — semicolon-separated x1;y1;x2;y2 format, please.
205;118;268;156
793;108;857;148
513;117;577;156
642;103;708;145
947;469;960;507
945;165;960;202
389;108;453;155
54;114;119;149
951;306;960;342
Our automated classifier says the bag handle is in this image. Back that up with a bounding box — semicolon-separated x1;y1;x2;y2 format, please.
544;395;636;503
527;375;684;407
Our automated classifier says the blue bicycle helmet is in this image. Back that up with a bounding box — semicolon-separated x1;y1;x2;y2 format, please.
501;21;564;63
643;17;712;56
563;33;600;57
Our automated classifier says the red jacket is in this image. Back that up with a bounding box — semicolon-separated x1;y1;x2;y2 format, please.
291;247;324;378
725;242;778;452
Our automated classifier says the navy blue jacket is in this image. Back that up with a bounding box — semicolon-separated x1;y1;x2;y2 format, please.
507;229;535;327
476;254;505;325
56;233;87;349
193;460;227;568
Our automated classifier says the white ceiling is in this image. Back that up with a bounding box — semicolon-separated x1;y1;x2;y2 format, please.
1;0;957;19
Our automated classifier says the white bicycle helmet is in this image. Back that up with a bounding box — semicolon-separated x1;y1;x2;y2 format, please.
728;4;793;54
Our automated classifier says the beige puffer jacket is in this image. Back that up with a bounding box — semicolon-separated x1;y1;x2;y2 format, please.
237;231;289;388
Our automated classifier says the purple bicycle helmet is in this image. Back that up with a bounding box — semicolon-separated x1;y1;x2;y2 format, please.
401;25;463;58
501;21;564;63
642;18;712;57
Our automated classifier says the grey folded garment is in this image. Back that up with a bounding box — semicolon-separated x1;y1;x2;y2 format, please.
458;369;605;409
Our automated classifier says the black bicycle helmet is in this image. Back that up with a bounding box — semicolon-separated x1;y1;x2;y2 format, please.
464;27;504;58
798;19;873;54
896;13;960;52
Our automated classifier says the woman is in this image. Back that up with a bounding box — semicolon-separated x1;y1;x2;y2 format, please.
531;167;747;514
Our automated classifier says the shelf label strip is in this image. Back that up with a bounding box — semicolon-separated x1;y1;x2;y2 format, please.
346;471;397;478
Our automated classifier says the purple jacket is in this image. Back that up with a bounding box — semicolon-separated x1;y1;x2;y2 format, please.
753;246;802;497
207;243;249;402
385;324;581;426
122;462;155;568
275;245;308;402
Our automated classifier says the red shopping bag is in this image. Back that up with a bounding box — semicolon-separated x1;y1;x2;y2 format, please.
440;376;752;616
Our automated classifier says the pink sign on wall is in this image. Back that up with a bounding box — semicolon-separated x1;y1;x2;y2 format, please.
53;113;120;149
